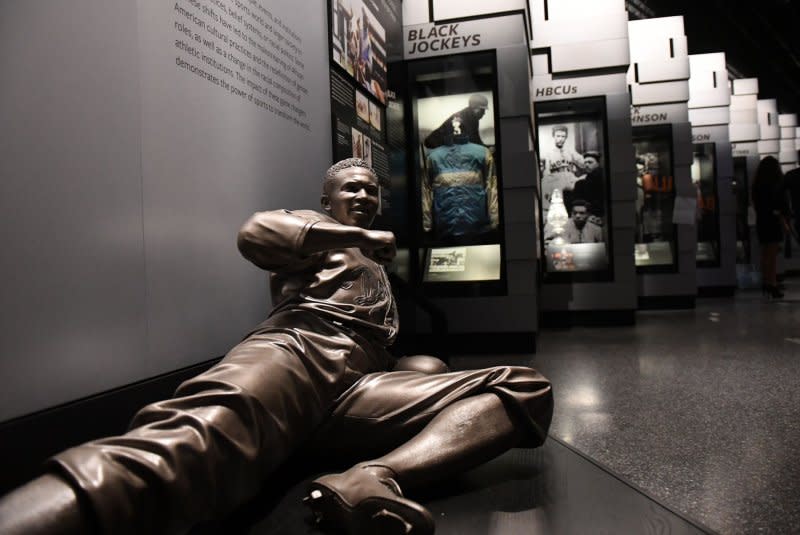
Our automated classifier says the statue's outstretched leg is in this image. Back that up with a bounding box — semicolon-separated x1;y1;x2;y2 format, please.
305;392;520;535
0;474;88;535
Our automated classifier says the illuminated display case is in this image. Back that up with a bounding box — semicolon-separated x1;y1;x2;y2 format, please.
535;96;611;280
692;142;721;266
632;125;678;272
407;51;507;295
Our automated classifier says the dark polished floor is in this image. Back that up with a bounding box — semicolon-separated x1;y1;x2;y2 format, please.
450;279;799;535
196;436;707;534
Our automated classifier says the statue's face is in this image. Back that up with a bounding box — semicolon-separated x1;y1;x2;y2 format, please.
322;167;379;228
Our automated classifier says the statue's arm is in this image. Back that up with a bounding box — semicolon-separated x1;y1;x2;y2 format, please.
237;210;396;270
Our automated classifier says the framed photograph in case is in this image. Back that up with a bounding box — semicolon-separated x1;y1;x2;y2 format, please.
633;124;678;272
535;96;612;280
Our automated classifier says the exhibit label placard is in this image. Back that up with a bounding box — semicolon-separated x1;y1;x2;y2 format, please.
404;14;525;59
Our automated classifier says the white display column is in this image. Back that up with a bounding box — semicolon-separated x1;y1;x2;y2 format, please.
729;78;762;277
402;0;541;347
688;53;737;295
529;0;636;325
627;16;695;309
796;127;800;157
757;99;780;160
779;115;798;173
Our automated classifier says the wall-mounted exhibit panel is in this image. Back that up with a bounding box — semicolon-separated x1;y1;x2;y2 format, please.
328;0;403;220
691;142;721;266
633;125;678;271
329;0;402;105
535;97;611;279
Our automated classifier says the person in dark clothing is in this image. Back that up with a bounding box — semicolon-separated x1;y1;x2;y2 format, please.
570;151;605;218
423;94;489;149
784;166;800;239
751;156;790;298
0;158;553;535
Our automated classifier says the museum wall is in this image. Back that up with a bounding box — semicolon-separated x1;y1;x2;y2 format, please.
0;0;331;421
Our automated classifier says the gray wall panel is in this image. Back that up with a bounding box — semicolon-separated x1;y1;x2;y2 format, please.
507;260;538;295
610;228;636;260
673;123;694;166
503;189;538;224
0;0;331;421
609;171;637;202
505;222;537;260
607;119;636;175
542;280;635;310
606;93;633;117
439;296;536;332
609;200;635;229
0;0;147;421
674;165;695;196
497;44;532;118
138;1;331;372
500;118;535;155
502;150;538;188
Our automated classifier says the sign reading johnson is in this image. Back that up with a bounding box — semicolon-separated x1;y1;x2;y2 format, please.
404;14;525;60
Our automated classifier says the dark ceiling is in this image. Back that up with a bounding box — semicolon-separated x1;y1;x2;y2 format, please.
627;0;800;113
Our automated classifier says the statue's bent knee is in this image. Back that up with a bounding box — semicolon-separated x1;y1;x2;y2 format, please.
393;355;450;374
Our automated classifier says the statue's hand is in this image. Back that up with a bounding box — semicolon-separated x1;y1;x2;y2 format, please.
360;230;396;265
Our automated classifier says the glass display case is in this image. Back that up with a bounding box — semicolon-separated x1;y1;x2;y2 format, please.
632;125;677;272
692;143;720;266
407;51;506;296
535;97;611;280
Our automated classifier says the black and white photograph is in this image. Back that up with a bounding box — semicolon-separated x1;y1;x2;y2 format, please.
416;91;499;245
422;244;502;283
368;100;382;131
692;143;720;265
363;136;372;168
428;247;467;273
351;127;364;159
329;0;389;103
633;126;676;269
536;118;609;272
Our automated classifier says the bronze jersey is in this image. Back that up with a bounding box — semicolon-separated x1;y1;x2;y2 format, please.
248;209;398;346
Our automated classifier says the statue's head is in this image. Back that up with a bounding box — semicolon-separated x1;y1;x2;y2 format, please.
321;158;380;228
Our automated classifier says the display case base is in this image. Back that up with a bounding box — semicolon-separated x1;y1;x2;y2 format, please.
638;295;696;310
540;309;636;328
697;285;736;298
